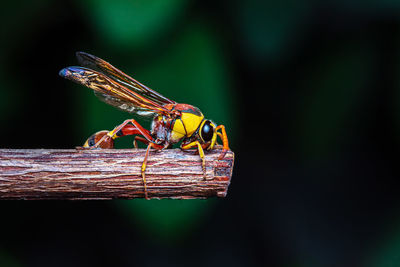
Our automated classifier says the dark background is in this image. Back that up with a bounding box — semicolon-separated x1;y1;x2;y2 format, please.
1;0;400;266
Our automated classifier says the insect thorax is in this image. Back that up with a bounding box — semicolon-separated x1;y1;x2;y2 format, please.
151;110;204;145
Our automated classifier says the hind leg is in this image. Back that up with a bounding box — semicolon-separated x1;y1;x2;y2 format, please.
82;119;153;149
133;136;150;148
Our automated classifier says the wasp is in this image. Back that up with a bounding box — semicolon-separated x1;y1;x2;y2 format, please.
59;52;229;198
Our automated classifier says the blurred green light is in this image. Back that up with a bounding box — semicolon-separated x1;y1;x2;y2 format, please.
79;0;188;48
118;199;212;242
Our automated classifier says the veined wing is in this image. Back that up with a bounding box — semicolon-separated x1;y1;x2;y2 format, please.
76;52;176;106
59;66;172;116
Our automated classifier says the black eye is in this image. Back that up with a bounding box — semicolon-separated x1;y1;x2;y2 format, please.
201;120;213;142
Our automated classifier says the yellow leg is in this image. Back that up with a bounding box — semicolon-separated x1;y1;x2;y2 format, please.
141;143;154;199
141;142;163;199
181;141;206;179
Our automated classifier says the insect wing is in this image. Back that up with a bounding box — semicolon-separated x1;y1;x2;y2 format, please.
93;91;155;117
59;66;171;116
76;52;176;106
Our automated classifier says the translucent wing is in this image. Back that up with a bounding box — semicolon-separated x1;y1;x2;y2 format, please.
93;91;155;117
59;66;172;116
76;52;176;106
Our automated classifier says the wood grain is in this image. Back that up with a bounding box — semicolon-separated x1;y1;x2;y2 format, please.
0;149;234;200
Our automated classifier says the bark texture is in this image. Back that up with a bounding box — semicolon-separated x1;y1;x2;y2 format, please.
0;149;234;200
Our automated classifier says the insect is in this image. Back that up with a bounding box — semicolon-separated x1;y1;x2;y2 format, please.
59;52;229;198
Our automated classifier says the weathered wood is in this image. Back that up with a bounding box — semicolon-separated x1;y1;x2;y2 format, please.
0;149;234;200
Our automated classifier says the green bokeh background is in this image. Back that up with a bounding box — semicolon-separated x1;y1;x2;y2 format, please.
1;0;400;266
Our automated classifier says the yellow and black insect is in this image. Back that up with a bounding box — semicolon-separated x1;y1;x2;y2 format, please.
59;52;229;198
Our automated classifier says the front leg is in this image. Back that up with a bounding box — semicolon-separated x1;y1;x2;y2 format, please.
181;141;207;180
215;125;229;160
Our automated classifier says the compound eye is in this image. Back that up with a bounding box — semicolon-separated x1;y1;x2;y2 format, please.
201;120;214;142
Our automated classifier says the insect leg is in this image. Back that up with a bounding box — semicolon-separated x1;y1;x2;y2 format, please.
133;136;149;148
87;119;153;148
106;119;153;142
215;125;229;160
181;141;207;179
142;142;163;199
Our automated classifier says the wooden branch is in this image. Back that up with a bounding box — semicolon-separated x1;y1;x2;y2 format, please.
0;149;234;200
